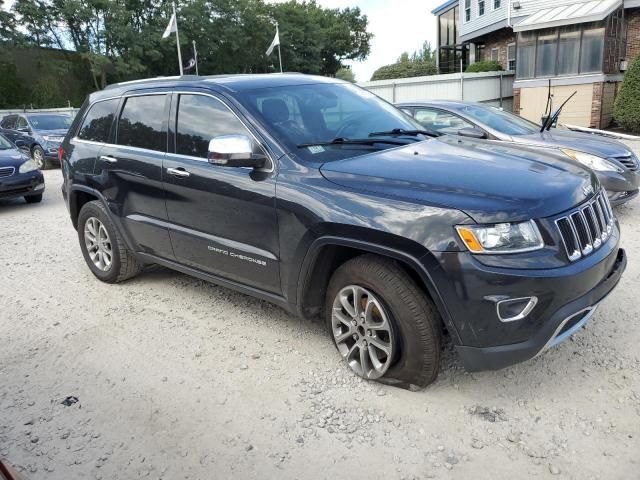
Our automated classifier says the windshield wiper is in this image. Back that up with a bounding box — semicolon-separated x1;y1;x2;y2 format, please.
297;137;408;148
541;91;577;132
368;128;440;138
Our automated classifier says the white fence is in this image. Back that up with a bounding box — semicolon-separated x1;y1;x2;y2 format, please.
358;70;515;111
0;107;79;116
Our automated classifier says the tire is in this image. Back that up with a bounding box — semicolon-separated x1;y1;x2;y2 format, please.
325;254;441;389
25;194;43;203
77;200;143;283
32;145;49;170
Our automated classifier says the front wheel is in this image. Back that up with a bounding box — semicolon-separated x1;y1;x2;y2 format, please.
24;194;43;203
32;145;48;170
325;254;442;388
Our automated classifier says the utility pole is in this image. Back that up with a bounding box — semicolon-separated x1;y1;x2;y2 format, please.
193;40;199;76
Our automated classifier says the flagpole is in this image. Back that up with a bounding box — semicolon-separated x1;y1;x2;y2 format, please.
276;22;283;73
173;2;183;75
193;40;199;76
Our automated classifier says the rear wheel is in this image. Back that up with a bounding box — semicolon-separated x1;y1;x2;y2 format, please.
77;200;143;283
325;254;442;388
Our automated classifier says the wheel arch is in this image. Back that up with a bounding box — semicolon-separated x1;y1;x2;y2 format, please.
295;236;461;344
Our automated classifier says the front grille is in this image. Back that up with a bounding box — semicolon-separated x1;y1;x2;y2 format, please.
555;191;614;262
611;153;638;171
0;166;15;178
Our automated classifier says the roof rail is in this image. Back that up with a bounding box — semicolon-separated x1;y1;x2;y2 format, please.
103;75;200;90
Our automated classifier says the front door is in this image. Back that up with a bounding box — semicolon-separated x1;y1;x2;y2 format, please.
163;91;280;294
94;92;174;260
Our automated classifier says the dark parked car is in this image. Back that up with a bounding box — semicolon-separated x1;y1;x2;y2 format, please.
397;100;640;206
1;112;73;170
0;133;45;203
0;127;38;153
61;75;625;388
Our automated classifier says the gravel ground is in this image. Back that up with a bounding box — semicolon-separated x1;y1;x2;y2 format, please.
1;145;640;480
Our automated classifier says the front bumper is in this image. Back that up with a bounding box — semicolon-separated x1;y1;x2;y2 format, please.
599;169;640;205
429;226;626;372
455;248;625;371
0;170;45;199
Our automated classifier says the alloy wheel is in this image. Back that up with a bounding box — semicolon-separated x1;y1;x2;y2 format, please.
84;217;113;271
32;147;44;169
331;285;395;379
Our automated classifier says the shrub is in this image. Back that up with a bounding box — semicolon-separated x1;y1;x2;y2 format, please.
465;60;503;73
614;55;640;133
370;60;437;81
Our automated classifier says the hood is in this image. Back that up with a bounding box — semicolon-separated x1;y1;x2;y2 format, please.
0;147;30;168
513;128;631;159
38;129;68;138
319;136;598;224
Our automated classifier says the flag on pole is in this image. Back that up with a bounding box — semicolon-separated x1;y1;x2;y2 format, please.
266;25;280;56
183;58;196;72
162;12;177;38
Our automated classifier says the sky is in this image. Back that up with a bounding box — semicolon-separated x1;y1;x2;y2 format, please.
3;0;444;82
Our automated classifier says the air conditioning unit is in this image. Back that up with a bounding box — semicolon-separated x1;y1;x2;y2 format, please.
620;60;628;71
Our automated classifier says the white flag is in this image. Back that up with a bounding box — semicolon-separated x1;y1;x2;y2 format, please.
162;12;177;38
266;25;280;56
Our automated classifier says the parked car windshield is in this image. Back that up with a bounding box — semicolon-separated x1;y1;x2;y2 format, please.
26;114;73;131
459;105;540;136
236;83;427;162
0;134;14;149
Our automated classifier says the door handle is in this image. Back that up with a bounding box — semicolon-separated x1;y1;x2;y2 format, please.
167;167;190;178
100;155;118;164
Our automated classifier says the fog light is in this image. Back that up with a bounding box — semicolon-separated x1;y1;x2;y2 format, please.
496;296;538;322
34;183;45;190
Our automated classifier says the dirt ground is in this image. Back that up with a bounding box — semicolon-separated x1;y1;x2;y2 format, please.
1;146;639;480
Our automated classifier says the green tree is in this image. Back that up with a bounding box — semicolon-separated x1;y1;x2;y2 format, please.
614;55;640;133
370;41;437;81
465;60;502;73
0;0;20;42
335;67;355;82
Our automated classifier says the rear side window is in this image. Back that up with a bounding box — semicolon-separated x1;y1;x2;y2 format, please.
1;116;15;129
117;95;166;152
175;94;250;159
78;99;119;143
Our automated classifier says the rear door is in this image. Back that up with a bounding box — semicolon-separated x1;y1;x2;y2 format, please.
94;92;174;260
162;90;280;293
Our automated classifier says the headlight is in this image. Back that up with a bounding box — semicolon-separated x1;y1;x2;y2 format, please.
19;159;38;173
561;149;622;173
455;220;544;254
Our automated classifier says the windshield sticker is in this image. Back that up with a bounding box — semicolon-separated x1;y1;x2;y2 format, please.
307;145;325;154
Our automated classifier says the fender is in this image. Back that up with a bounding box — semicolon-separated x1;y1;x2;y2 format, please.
295;236;462;345
68;184;138;254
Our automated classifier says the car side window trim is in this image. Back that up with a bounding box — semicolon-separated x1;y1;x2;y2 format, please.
415;107;486;136
74;96;122;141
168;90;275;173
115;93;170;153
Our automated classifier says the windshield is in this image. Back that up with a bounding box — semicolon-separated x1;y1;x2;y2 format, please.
459;105;540;136
26;114;73;131
236;83;427;162
0;134;13;149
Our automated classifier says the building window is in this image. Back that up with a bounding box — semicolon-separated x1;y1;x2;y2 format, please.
491;48;499;61
516;22;606;79
580;26;605;73
536;33;558;77
464;0;471;22
507;43;516;70
478;0;485;16
494;0;501;8
558;28;580;75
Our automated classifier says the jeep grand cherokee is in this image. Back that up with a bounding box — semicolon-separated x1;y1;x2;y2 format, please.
60;74;626;388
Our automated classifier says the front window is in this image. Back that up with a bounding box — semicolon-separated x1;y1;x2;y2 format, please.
507;43;516;70
558;28;580;75
478;0;485;16
26;114;72;131
491;48;499;62
0;134;14;149
459;105;540;136
236;83;427;163
580;26;605;73
494;0;501;8
464;0;471;21
536;33;557;77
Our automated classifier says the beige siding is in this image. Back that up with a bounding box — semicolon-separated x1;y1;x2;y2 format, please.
600;82;617;128
518;84;593;127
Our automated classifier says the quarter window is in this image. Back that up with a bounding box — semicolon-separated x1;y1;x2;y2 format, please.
78;99;119;143
117;95;166;152
175;94;252;159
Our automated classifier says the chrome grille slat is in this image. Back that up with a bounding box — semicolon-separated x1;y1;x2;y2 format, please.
555;191;614;262
612;154;638;171
0;166;15;178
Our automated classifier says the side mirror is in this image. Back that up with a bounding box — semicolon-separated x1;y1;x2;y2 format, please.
16;126;30;133
208;134;267;169
458;127;488;140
